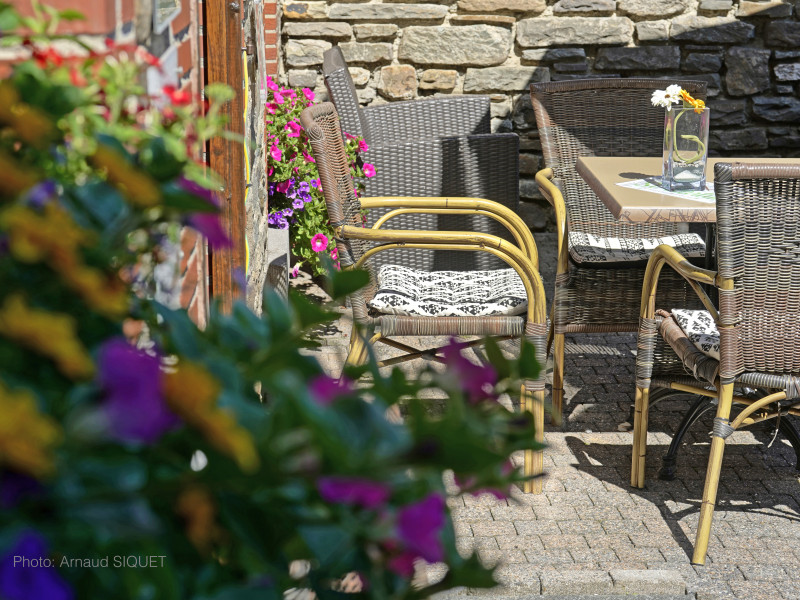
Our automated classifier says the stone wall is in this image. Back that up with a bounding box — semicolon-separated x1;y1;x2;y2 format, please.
278;0;800;231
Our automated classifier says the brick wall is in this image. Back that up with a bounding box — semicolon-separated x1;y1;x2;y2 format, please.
278;0;800;231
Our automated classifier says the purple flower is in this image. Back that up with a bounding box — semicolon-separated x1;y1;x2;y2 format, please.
396;494;446;563
177;176;220;207
387;551;417;577
298;181;310;193
292;198;304;210
310;179;320;188
442;339;497;404
99;338;179;444
277;218;289;230
0;471;41;509
25;180;57;208
318;476;391;509
0;532;73;600
308;375;354;405
187;213;231;249
290;265;299;278
282;208;294;218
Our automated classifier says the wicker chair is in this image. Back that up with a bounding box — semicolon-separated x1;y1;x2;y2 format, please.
632;162;800;564
301;102;548;492
531;78;708;423
323;46;520;274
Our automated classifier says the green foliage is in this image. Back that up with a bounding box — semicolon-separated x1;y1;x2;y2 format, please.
0;5;543;600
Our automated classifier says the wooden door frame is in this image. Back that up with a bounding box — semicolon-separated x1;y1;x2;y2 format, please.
203;0;247;311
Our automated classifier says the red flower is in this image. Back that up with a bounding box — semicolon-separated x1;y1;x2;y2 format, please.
69;67;87;87
136;47;161;68
163;85;192;106
104;37;115;49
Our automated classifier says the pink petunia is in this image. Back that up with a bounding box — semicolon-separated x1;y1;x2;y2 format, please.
441;339;497;404
396;494;446;563
387;551;417;577
273;90;285;105
285;121;302;137
281;88;297;100
362;163;376;178
266;103;278;115
275;180;292;194
302;87;315;102
270;144;282;162
310;233;328;252
309;374;354;405
358;140;369;153
330;247;338;261
317;476;391;509
302;151;316;164
268;166;274;176
266;76;279;91
290;265;299;278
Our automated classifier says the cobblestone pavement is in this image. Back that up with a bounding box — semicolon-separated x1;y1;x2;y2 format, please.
297;234;800;599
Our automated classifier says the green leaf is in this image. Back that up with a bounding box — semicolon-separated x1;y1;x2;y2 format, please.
138;137;185;181
289;289;336;330
58;8;85;20
0;3;20;30
517;338;542;380
161;180;219;213
484;337;511;382
326;267;369;301
298;525;353;569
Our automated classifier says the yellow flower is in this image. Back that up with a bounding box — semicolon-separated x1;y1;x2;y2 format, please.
89;146;161;208
0;295;94;379
0;205;127;318
0;152;40;198
0;379;62;478
163;362;260;473
176;486;221;552
0;82;55;147
679;89;706;114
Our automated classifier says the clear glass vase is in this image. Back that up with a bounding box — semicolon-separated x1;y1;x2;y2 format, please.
661;106;710;191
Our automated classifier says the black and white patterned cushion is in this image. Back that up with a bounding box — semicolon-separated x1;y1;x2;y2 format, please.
368;265;528;317
672;309;720;360
568;232;706;265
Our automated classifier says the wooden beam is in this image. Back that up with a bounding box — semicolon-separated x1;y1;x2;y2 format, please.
203;0;246;311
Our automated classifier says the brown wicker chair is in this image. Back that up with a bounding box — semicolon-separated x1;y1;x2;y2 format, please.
323;46;520;274
531;78;708;423
632;162;800;565
301;102;548;492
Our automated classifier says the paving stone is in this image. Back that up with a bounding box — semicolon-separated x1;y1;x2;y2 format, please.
540;570;613;595
610;569;686;595
471;520;518;537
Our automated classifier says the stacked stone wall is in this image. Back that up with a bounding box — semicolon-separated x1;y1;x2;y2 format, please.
279;0;800;230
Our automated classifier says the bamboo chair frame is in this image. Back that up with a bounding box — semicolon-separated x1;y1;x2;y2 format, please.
301;103;549;493
531;79;708;424
631;162;800;565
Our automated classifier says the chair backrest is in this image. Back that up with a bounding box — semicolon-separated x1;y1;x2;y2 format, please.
300;102;378;301
531;78;707;239
715;162;800;378
322;47;373;144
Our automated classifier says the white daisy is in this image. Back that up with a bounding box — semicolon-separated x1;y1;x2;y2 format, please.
651;90;669;108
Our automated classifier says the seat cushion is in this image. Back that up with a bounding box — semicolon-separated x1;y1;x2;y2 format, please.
671;309;720;360
568;232;706;265
368;265;527;317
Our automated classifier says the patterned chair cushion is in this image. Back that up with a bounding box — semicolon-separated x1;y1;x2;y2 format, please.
368;265;527;317
671;309;720;360
568;232;706;265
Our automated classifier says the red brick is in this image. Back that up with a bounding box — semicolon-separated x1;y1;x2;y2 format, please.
264;32;277;45
120;0;135;23
264;46;277;60
263;17;277;29
177;39;193;74
11;0;116;35
171;0;192;35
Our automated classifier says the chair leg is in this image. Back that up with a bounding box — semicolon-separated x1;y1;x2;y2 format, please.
692;382;735;566
522;384;545;494
659;395;715;481
631;385;650;488
551;333;565;428
342;324;372;373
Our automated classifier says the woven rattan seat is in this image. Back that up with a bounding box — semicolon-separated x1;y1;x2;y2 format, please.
531;78;708;422
300;102;549;493
632;162;800;565
323;46;520;274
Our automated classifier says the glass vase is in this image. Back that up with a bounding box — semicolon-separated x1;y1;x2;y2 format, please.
661;106;710;191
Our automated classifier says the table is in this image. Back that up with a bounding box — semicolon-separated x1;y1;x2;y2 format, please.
576;156;800;224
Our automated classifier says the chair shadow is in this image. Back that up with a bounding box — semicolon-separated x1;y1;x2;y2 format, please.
562;429;800;560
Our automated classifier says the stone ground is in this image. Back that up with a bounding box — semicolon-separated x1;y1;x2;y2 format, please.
296;233;800;600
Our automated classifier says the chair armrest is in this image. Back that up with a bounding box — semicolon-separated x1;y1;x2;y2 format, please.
535;168;569;276
362;95;491;144
339;224;547;324
640;244;720;321
359;196;538;270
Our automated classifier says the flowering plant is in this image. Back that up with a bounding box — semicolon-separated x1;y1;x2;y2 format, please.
651;84;707;166
266;78;373;276
0;5;542;599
